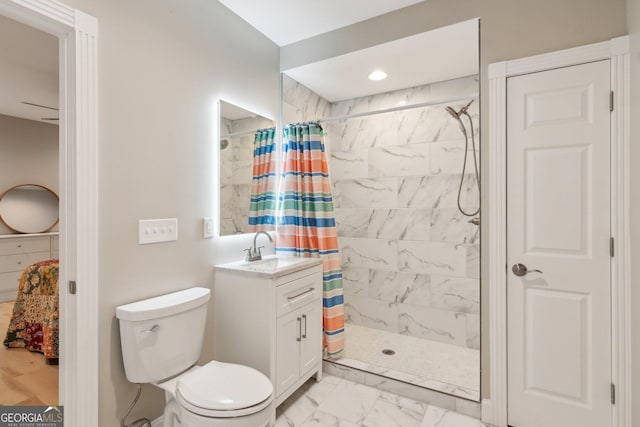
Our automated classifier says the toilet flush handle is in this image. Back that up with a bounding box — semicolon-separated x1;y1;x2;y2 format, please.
141;324;160;334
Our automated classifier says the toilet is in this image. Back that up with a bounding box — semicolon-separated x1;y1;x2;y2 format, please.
116;287;274;427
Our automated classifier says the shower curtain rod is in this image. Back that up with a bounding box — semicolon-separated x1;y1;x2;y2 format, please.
317;93;479;124
221;94;478;138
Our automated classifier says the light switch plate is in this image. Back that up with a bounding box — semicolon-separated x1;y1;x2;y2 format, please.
138;218;178;244
203;217;214;238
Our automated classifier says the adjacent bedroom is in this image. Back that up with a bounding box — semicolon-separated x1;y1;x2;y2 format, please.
0;14;60;407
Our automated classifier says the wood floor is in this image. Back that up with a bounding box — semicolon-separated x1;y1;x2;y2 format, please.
0;300;58;405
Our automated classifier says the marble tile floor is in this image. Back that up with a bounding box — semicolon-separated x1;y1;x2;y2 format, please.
331;324;479;401
0;301;59;405
275;374;488;427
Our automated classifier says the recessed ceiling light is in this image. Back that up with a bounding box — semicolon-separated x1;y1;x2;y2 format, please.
368;70;387;81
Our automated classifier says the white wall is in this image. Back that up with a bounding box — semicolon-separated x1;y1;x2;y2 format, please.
280;0;628;399
55;0;280;424
0;114;58;234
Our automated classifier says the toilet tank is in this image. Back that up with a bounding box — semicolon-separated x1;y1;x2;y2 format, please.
116;287;210;383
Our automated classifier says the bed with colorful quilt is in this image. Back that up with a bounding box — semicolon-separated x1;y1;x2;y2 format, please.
3;259;59;363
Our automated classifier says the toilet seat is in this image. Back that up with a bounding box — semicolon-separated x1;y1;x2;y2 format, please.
175;360;273;418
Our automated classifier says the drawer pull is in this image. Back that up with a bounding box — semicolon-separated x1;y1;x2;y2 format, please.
287;287;315;301
302;314;307;339
297;317;302;342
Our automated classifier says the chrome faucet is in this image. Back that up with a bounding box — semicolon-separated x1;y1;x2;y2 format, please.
244;231;274;262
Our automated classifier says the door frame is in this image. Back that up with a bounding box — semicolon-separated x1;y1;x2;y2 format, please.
485;36;631;427
0;1;99;426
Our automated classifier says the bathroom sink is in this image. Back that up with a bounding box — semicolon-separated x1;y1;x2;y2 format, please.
215;255;322;278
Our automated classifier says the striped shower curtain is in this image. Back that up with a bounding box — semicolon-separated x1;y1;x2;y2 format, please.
276;123;345;356
248;128;277;231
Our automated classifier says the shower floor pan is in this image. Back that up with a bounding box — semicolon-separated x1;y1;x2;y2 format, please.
330;323;480;401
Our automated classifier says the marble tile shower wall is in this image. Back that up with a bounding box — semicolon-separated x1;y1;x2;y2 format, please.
220;115;274;235
282;74;331;124
280;74;480;349
326;76;480;350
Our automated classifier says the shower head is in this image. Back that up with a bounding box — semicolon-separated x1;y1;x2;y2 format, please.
220;138;230;150
446;99;475;135
446;105;467;135
445;99;475;119
445;106;459;119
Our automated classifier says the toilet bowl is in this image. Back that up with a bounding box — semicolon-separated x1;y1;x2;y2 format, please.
157;361;274;427
116;287;275;427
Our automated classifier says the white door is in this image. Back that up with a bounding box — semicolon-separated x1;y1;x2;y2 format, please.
506;60;612;427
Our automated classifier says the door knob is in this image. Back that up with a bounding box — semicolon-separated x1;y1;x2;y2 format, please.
512;263;542;277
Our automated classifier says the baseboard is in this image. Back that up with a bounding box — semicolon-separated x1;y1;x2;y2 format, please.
151;415;163;427
481;399;495;426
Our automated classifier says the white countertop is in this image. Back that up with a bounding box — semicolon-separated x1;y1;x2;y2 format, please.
215;255;322;278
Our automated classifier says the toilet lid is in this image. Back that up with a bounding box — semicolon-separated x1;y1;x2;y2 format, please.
177;361;273;411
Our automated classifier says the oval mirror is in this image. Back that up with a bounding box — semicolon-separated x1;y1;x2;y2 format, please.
0;184;59;234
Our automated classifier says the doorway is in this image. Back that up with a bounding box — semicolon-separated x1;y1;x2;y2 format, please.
0;0;99;425
0;14;60;406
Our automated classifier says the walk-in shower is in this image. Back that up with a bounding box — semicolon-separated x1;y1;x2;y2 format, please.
280;18;481;404
282;73;480;401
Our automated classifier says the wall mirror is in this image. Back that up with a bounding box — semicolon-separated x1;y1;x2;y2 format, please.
280;18;481;401
0;184;59;234
218;100;276;236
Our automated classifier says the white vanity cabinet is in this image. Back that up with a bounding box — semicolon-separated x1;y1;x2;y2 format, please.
214;257;323;407
0;233;59;302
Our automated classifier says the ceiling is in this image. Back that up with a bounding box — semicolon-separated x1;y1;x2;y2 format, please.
0;4;475;123
283;19;479;103
0;15;58;124
218;0;425;46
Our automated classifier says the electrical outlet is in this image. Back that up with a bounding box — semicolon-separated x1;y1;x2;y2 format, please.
203;217;214;239
138;218;178;244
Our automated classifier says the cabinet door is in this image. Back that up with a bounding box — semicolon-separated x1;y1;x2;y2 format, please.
299;301;322;377
276;310;301;396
